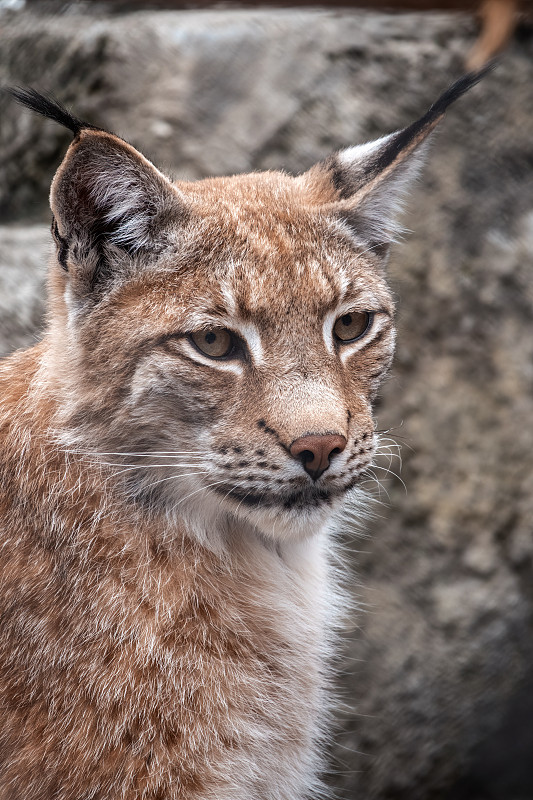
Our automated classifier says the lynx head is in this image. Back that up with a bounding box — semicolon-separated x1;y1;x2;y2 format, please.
9;76;483;544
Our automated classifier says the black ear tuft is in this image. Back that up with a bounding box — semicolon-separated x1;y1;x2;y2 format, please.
425;65;493;119
4;87;95;137
365;65;493;185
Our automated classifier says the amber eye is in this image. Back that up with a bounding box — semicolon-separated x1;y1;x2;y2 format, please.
333;311;372;343
190;328;234;359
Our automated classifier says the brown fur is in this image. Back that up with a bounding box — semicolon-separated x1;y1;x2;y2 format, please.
0;78;482;798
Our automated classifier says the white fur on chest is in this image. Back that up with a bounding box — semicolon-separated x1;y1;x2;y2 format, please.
211;524;338;800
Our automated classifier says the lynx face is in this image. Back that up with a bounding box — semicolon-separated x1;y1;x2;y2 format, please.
55;171;395;541
11;76;480;543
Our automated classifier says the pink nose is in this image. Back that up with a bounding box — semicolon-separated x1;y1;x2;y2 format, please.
289;434;347;481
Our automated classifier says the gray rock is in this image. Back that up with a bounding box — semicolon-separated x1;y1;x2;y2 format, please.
0;225;48;356
0;7;476;218
1;6;532;799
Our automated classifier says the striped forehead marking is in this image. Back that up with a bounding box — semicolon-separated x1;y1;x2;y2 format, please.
219;279;238;316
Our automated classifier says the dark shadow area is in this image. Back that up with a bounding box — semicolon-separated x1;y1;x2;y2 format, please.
445;679;533;800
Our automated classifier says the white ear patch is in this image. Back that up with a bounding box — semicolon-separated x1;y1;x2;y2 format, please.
334;132;428;245
336;134;394;168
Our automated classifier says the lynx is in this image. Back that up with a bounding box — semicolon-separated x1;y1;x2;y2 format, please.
0;75;483;799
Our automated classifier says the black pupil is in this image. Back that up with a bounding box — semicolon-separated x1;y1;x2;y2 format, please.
341;314;353;327
205;332;217;344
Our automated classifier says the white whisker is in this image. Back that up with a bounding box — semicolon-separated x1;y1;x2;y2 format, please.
220;478;249;506
61;449;206;458
364;469;392;502
94;465;210;481
371;463;407;494
84;461;208;470
136;471;211;494
174;479;232;509
234;485;263;517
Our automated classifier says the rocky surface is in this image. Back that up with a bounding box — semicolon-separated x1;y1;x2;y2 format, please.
1;5;533;799
0;225;49;357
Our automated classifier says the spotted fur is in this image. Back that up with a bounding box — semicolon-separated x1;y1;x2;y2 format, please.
0;76;483;799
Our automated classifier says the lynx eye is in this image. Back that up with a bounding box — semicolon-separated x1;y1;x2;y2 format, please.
333;311;372;343
190;327;234;359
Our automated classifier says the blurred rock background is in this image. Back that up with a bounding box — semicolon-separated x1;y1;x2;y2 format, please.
1;2;532;798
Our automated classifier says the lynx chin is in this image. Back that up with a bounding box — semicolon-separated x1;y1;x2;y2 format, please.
0;74;484;799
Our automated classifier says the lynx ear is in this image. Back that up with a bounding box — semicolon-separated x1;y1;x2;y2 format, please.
50;129;183;282
6;88;184;294
306;71;488;257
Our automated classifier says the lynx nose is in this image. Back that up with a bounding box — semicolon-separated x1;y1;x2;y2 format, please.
289;434;347;481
